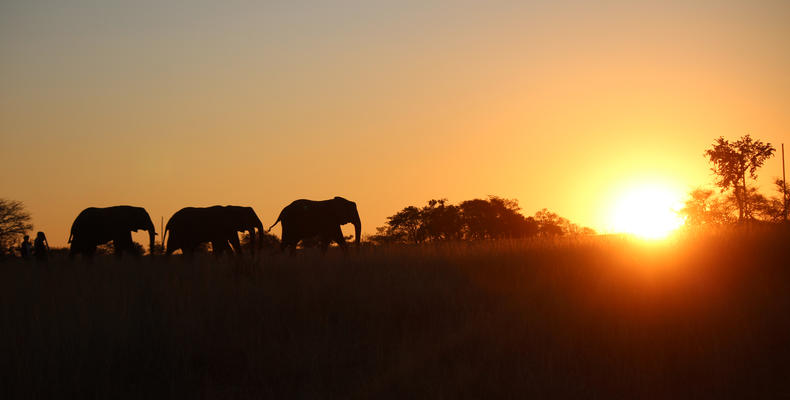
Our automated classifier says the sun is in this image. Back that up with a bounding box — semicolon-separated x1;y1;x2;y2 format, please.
609;184;685;239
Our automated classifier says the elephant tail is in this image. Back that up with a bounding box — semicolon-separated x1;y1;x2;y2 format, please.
266;213;283;232
67;219;77;243
162;220;173;253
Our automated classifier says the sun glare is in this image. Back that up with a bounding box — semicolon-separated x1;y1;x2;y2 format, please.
609;184;685;240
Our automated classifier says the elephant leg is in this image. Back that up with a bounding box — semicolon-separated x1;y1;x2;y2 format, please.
279;240;297;256
69;238;86;259
332;225;348;254
114;232;134;258
183;245;196;259
166;242;187;258
165;237;175;256
83;245;97;262
212;240;232;256
69;244;79;260
280;228;297;256
282;223;307;256
223;240;234;255
228;233;242;255
319;236;330;254
70;239;96;261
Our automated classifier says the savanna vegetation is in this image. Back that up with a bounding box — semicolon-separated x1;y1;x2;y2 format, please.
2;227;789;398
3;133;789;398
680;134;788;226
0;199;33;257
369;197;594;245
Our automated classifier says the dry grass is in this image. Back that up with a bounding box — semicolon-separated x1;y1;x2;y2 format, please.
2;228;789;398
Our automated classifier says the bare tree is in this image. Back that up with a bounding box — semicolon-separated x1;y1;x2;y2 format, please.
0;199;33;255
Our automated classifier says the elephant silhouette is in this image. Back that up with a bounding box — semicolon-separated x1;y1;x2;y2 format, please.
268;196;361;255
164;206;264;256
68;206;156;259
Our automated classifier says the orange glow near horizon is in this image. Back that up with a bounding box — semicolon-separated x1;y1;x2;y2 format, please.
0;2;789;247
608;184;686;240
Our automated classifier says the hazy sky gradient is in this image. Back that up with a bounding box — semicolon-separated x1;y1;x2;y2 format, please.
2;1;789;246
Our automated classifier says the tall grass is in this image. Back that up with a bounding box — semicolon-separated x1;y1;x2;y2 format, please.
2;228;789;398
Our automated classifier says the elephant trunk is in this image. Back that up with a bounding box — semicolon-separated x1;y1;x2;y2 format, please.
247;228;256;255
352;213;361;247
162;228;169;254
257;221;265;249
148;228;156;255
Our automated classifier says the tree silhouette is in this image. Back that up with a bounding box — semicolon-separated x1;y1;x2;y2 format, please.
533;208;568;236
705;135;775;221
774;178;789;222
385;206;425;244
0;199;33;256
458;197;532;239
678;185;788;227
486;197;540;238
421;199;464;241
680;189;716;227
373;197;576;244
458;199;495;240
745;187;784;222
368;226;401;245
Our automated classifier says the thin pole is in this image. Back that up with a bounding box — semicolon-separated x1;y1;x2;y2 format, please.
783;144;787;222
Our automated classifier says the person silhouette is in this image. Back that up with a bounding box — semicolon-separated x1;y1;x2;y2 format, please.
19;235;32;259
34;232;49;262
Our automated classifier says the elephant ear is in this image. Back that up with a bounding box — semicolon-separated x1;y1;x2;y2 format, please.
331;199;348;224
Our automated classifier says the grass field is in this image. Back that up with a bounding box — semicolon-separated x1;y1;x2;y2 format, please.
2;228;789;398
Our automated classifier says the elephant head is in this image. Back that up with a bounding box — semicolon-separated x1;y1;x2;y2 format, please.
332;196;361;246
126;206;157;254
225;206;265;253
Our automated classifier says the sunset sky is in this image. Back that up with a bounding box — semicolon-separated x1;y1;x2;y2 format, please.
2;1;789;246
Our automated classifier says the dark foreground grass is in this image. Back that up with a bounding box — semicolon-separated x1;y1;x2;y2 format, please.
2;228;790;398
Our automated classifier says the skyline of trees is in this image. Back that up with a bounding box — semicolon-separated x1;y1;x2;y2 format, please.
370;196;595;245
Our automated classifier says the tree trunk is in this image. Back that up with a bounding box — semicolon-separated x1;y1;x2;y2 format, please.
742;172;748;221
